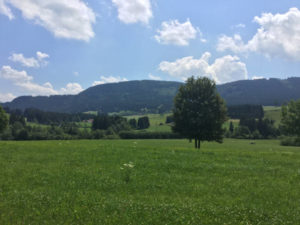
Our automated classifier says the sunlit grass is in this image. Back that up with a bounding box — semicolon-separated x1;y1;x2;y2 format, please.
0;139;300;224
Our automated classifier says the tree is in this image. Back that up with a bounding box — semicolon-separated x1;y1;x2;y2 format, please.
281;100;300;137
129;118;137;129
137;116;150;129
0;106;9;133
172;76;227;149
229;121;234;133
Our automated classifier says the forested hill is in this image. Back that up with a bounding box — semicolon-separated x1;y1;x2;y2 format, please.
2;78;300;113
2;80;181;113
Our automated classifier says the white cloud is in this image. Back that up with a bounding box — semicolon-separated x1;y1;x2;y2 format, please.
252;76;264;80
0;65;33;82
148;73;161;80
155;19;202;46
92;75;128;86
0;66;83;96
217;8;300;61
9;51;49;68
159;52;248;84
60;83;83;94
0;0;14;19
235;23;246;28
36;51;49;61
1;0;95;41
112;0;152;24
0;93;16;102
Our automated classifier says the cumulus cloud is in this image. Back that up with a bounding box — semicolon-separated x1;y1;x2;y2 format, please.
112;0;152;24
60;83;83;94
9;51;49;68
92;75;128;86
155;19;203;46
159;52;248;84
0;0;14;19
148;74;161;80
0;93;16;102
0;66;83;96
217;8;300;61
0;0;95;41
252;76;265;80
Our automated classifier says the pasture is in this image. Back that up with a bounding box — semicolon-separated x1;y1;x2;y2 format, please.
0;139;300;224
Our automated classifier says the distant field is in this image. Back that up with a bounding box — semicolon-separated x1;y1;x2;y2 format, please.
0;139;300;224
125;113;172;132
264;106;281;126
26;105;282;132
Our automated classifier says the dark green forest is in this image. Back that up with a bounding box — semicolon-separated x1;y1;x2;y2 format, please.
2;78;300;113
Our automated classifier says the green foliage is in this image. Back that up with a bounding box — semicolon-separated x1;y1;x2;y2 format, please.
229;121;234;133
23;108;94;125
1;139;300;224
173;77;227;148
280;136;300;146
4;78;300;114
137;116;150;129
281;100;300;137
229;118;278;139
9;112;25;126
165;115;173;124
0;106;8;133
92;114;130;133
227;105;264;119
129;118;137;128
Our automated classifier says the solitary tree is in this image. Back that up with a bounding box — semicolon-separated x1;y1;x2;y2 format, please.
172;76;227;149
281;100;300;137
0;106;9;133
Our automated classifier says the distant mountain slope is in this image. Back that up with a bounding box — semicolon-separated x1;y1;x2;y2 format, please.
2;78;300;113
217;77;300;105
2;80;181;113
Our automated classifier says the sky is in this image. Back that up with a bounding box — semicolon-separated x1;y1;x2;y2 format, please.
1;0;300;102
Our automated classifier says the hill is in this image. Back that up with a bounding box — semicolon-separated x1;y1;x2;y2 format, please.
2;80;181;113
218;77;300;105
2;78;300;113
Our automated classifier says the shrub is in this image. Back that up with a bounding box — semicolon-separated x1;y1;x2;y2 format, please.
280;136;300;146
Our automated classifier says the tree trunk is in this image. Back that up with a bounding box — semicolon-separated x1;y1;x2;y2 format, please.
194;138;201;149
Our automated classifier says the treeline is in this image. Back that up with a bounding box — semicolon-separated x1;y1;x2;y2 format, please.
0;111;164;140
225;118;279;139
227;105;264;119
3;107;95;125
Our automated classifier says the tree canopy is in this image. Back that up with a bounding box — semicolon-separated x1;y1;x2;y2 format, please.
281;100;300;137
172;77;227;149
0;106;9;133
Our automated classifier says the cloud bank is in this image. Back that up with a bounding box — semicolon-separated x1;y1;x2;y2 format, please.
0;0;96;41
112;0;152;24
218;8;300;61
159;52;248;84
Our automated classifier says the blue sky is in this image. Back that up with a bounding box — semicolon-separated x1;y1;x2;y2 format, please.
1;0;300;102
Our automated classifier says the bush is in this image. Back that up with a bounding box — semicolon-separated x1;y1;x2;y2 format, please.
92;130;105;139
280;136;300;146
137;116;150;129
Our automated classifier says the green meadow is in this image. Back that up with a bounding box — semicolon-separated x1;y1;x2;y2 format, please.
1;139;300;224
264;106;282;126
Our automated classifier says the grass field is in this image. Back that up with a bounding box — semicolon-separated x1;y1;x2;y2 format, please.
264;106;281;126
1;139;300;224
125;114;172;132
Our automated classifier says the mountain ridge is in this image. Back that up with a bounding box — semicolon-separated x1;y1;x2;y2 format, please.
2;78;300;113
